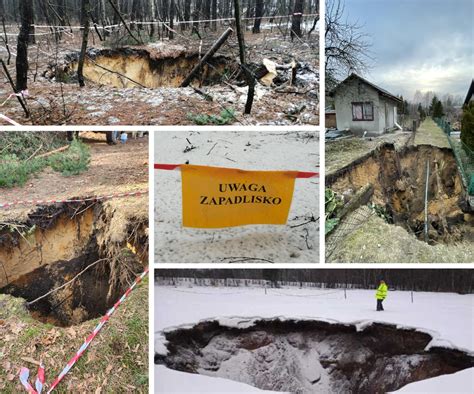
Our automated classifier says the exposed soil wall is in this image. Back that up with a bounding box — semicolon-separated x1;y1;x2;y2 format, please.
50;48;235;88
157;318;474;394
327;144;471;242
0;201;147;326
0;204;95;288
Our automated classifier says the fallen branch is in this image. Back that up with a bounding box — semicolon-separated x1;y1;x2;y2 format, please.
290;215;319;228
0;58;29;117
222;256;275;264
25;143;43;162
88;57;147;88
206;142;217;155
192;86;213;101
35;144;69;159
180;27;233;87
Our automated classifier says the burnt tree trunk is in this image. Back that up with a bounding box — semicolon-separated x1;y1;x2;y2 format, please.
233;0;255;114
77;0;90;87
291;0;303;39
131;0;143;30
16;0;34;92
169;0;175;39
192;0;203;36
203;0;211;28
252;0;264;33
245;0;252;18
183;0;191;31
234;0;246;64
211;0;217;30
180;27;233;87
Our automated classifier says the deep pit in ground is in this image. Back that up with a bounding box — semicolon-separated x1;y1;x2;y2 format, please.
47;47;237;88
327;143;473;244
0;201;147;327
156;318;474;393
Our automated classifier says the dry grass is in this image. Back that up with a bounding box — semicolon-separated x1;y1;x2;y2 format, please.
326;133;411;176
0;275;148;393
414;118;450;149
328;214;474;263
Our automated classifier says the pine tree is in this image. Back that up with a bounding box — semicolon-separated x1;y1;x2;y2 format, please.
433;100;444;119
461;102;474;150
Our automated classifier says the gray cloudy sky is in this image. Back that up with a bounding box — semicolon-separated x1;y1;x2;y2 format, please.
340;0;473;101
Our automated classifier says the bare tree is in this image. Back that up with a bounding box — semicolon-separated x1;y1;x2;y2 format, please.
16;0;34;92
290;0;303;39
77;0;90;87
325;0;372;87
252;0;264;33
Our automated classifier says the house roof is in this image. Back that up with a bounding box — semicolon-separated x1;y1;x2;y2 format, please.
464;79;474;105
330;73;402;104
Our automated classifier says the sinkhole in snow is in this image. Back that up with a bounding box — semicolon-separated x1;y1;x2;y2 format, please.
0;202;146;327
327;143;472;244
49;47;237;89
156;318;474;393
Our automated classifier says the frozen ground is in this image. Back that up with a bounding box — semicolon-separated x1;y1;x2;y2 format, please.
154;130;319;263
154;285;473;393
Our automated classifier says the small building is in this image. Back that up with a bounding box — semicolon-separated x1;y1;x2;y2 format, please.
325;108;337;128
330;73;403;135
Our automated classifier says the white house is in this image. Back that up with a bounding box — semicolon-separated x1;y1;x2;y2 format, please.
330;74;403;135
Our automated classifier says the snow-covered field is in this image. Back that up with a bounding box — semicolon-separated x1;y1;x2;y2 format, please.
154;284;474;393
154;130;319;263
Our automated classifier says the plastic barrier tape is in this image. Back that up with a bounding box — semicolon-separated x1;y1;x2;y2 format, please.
19;268;149;393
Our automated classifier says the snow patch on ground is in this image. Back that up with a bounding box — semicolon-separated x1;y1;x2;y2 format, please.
155;286;474;392
155;365;283;393
393;368;474;393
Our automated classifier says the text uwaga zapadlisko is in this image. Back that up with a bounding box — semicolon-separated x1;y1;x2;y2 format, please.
200;183;282;205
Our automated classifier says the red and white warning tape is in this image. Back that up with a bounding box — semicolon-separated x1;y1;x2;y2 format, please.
19;267;149;393
0;90;28;126
1;90;29;107
0;189;148;210
154;163;320;178
19;363;45;394
0;113;21;126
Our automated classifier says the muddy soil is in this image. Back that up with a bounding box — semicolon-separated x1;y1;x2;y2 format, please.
157;318;474;393
327;143;472;244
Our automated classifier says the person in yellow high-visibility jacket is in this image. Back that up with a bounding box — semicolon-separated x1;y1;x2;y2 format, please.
376;280;388;311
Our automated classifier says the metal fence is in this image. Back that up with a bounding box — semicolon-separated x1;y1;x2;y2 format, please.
434;117;474;196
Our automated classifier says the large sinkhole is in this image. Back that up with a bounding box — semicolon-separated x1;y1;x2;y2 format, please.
156;318;474;393
327;143;473;244
47;47;238;88
0;201;147;327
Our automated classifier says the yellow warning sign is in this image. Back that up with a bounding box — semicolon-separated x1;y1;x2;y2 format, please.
181;164;297;228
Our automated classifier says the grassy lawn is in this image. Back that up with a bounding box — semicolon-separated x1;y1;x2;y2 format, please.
414;117;450;149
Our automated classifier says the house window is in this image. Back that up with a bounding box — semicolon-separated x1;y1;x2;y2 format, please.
352;102;374;121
